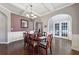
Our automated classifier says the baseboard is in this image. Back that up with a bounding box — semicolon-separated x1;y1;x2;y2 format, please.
8;38;23;44
72;48;79;52
54;36;71;40
0;42;9;44
0;39;23;44
72;49;79;52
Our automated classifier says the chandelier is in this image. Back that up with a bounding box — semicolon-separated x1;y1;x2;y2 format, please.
25;4;37;20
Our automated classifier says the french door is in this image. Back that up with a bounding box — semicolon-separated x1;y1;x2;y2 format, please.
61;22;68;37
48;14;72;39
54;22;68;38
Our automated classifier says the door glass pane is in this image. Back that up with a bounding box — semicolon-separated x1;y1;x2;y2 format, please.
61;22;68;37
55;23;59;36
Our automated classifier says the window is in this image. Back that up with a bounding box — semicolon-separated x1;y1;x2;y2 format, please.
55;23;60;36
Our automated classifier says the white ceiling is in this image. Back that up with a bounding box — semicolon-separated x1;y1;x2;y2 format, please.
0;3;73;17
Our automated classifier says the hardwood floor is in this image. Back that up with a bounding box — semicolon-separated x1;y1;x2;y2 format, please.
0;38;79;55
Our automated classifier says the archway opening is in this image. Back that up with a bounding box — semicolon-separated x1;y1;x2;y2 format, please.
0;11;7;42
48;14;72;40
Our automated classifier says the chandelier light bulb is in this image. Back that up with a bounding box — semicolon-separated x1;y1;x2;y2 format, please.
33;16;37;18
31;14;34;16
26;14;29;18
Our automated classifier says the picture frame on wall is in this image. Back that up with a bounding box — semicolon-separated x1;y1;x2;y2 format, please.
21;19;28;28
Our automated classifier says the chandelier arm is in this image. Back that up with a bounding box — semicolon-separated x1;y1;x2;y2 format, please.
30;4;32;14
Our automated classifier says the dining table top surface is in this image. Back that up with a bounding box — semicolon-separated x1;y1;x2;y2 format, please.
38;36;47;39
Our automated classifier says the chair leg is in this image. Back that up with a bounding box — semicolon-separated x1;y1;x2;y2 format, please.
37;46;39;55
24;42;26;48
46;49;47;55
50;46;52;54
32;46;34;55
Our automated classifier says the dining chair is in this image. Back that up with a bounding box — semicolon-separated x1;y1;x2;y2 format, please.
41;32;47;36
23;32;30;48
38;33;53;55
29;32;38;54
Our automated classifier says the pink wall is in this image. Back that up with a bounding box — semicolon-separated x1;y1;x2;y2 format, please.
11;13;33;32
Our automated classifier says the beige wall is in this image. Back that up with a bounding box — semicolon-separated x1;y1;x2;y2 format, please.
41;4;79;34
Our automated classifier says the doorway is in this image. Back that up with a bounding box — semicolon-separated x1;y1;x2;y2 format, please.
48;14;72;40
0;12;7;43
36;22;43;32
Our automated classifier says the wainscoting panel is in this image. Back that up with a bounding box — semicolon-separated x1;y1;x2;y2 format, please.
8;32;24;43
72;34;79;51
